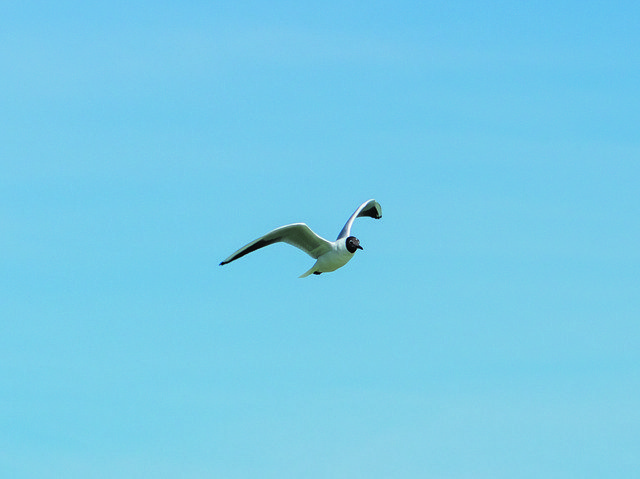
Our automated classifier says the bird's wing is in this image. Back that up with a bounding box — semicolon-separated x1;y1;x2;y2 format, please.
336;199;382;240
220;223;332;265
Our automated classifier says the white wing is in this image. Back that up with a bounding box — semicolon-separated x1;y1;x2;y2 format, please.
220;223;332;265
336;199;382;240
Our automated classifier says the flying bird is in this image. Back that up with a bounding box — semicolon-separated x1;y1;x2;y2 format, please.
220;199;382;277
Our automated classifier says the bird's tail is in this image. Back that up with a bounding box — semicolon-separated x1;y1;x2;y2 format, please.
299;266;316;278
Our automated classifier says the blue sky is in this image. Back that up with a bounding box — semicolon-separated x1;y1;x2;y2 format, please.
1;1;639;477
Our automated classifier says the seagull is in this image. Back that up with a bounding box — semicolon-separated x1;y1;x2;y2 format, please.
220;199;382;277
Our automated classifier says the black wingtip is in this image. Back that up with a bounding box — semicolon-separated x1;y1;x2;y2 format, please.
219;261;226;266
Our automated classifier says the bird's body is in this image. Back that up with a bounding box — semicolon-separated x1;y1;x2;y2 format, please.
299;236;354;278
220;199;382;277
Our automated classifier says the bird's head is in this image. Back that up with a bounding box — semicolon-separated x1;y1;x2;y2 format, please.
346;236;363;253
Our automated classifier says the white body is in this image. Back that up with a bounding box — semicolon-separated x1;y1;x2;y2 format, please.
299;237;354;278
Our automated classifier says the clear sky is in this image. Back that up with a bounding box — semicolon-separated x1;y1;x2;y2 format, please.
2;1;639;477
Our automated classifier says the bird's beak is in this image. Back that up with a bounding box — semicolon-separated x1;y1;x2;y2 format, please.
357;244;363;250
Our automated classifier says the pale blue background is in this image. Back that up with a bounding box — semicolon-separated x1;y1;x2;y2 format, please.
2;1;639;477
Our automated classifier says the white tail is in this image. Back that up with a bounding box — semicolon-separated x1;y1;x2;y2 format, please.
298;265;317;278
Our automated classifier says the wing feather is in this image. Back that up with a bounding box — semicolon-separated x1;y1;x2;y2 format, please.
336;199;382;240
220;223;332;265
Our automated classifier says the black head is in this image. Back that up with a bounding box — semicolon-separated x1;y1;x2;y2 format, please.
346;236;363;253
